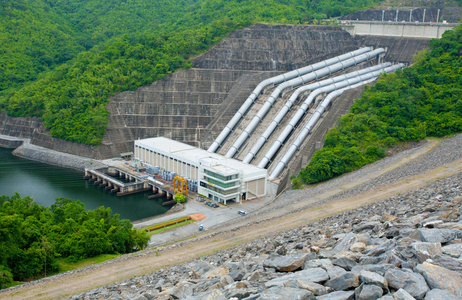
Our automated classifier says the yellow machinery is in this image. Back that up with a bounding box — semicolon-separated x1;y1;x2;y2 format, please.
173;176;188;196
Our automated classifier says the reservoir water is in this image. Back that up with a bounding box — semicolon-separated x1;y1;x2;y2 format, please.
0;147;172;221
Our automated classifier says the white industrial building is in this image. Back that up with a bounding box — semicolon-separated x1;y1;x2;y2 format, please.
134;137;267;204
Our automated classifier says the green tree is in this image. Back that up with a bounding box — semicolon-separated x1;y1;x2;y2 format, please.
174;193;187;203
0;193;149;282
0;265;13;289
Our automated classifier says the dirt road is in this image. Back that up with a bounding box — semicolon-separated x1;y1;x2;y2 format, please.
2;138;462;300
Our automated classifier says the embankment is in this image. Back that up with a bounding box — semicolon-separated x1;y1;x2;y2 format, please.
12;142;105;172
0;134;28;148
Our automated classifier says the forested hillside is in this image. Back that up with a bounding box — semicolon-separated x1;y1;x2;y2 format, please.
0;0;380;144
293;25;462;186
0;194;149;288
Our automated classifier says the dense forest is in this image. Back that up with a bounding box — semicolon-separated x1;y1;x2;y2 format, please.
0;194;149;288
293;24;462;186
0;0;381;144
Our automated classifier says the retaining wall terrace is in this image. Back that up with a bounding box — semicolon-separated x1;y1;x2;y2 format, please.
342;21;457;39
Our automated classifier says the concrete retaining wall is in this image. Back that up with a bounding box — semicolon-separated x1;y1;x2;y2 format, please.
342;21;457;39
0;135;27;148
12;142;105;172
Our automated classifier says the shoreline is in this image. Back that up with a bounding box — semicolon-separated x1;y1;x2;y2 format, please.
0;134;106;172
0;134;181;223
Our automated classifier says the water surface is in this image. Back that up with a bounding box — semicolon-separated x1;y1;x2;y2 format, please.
0;147;171;221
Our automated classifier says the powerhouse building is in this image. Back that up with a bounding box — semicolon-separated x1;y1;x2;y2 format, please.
134;137;267;204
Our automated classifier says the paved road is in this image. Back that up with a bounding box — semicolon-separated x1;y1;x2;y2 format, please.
131;182;278;247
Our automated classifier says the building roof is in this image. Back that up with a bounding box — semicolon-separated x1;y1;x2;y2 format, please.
135;137;266;177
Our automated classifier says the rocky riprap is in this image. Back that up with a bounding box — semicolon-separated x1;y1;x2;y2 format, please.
72;171;462;300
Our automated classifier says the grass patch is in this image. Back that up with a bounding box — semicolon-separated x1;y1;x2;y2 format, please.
142;216;192;232
57;254;119;272
147;219;195;236
3;281;23;289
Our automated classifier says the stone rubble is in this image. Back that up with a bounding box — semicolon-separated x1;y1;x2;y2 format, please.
71;171;462;300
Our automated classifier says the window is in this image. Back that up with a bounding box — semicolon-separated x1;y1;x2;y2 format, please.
204;176;237;188
204;170;239;181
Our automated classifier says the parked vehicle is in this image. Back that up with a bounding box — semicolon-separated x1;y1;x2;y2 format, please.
210;203;219;208
205;201;211;206
238;210;247;215
199;224;204;231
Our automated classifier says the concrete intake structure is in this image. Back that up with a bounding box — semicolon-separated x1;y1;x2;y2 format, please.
224;48;385;159
259;63;404;170
269;78;379;180
207;47;372;154
242;62;391;164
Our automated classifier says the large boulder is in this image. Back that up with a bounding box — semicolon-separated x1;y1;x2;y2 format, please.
392;288;416;300
424;288;461;300
303;258;346;279
224;287;258;299
295;279;327;296
410;242;442;262
332;257;358;271
258;286;315;300
203;266;229;278
355;284;384;300
325;272;360;291
442;243;462;258
415;262;462;296
316;290;355;300
169;282;194;299
263;254;307;272
385;268;428;299
359;270;388;290
365;240;396;257
410;229;456;244
265;268;329;287
186;289;227;300
333;232;358;253
228;269;245;281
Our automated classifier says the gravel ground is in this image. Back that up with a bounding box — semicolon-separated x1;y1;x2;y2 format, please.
68;140;462;300
275;133;462;211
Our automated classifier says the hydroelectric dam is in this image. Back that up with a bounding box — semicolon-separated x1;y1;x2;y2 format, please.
0;14;458;192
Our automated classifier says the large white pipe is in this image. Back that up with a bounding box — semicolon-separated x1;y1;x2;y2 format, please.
225;48;385;158
268;78;379;179
260;63;404;170
207;47;372;153
242;62;391;164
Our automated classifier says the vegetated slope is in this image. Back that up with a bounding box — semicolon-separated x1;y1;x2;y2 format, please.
0;1;84;97
0;0;381;145
294;24;462;186
0;194;149;289
0;0;200;99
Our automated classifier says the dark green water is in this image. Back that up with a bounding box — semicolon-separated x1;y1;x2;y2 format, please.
0;147;171;221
